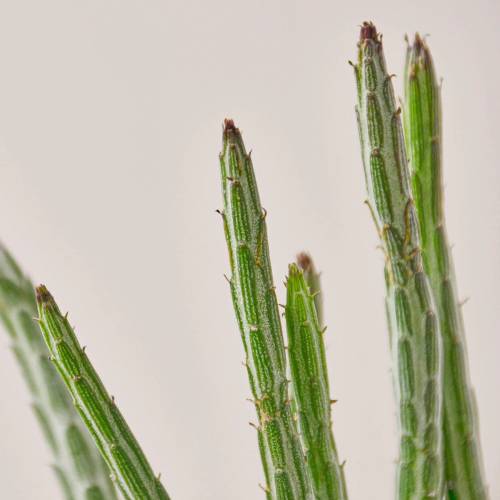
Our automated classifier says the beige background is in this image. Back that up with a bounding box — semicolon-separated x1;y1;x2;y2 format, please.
0;0;498;498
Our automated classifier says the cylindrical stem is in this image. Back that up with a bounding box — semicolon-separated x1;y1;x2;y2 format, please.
219;120;313;499
285;262;348;500
36;285;170;500
353;22;444;499
296;253;323;328
403;34;488;500
0;245;117;500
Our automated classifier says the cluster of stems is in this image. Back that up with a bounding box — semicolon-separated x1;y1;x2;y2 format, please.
0;19;488;500
219;120;347;499
354;22;487;499
0;245;117;500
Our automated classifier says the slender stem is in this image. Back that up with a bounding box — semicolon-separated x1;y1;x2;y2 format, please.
403;35;488;500
36;285;170;500
285;262;348;500
296;253;323;328
353;22;444;499
0;245;117;500
219;119;313;499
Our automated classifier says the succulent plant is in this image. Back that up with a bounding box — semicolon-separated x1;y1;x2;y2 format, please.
36;285;170;500
403;34;487;499
285;262;347;499
0;19;489;500
0;245;117;500
218;119;315;499
353;22;444;499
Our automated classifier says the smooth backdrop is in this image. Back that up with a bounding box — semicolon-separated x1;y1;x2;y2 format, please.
0;1;498;498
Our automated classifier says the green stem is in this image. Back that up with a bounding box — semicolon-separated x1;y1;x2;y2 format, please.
0;245;117;500
36;285;170;500
219;119;313;499
296;253;323;328
403;34;488;500
285;262;348;500
353;22;444;499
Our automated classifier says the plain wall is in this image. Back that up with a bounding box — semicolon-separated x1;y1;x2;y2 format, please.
0;1;498;498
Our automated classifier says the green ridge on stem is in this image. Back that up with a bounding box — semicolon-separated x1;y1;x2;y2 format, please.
353;22;444;499
36;285;170;500
0;245;117;500
403;34;488;500
219;119;313;500
285;261;348;500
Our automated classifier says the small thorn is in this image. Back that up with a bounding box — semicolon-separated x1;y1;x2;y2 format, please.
258;483;271;493
249;422;259;431
330;399;338;405
223;274;231;284
82;345;86;353
459;297;470;308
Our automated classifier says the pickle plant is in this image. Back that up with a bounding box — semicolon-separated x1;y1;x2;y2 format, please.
0;20;488;500
353;22;487;499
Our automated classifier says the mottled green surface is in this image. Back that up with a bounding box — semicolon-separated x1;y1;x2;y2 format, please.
285;263;347;500
404;35;488;500
36;285;169;500
353;23;443;499
0;246;117;500
219;120;313;499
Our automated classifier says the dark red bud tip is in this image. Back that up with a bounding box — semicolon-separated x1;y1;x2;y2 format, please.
36;285;53;305
413;33;424;52
297;252;313;272
360;22;378;42
223;119;238;134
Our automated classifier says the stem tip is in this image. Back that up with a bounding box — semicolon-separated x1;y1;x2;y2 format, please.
360;22;378;42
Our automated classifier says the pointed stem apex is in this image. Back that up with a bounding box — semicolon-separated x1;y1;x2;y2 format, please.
360;22;378;42
36;285;53;305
